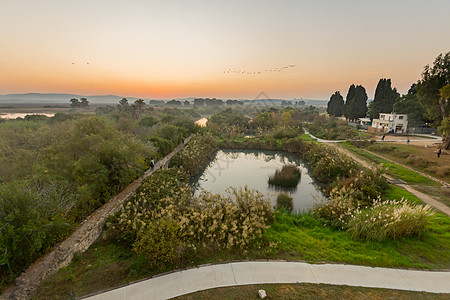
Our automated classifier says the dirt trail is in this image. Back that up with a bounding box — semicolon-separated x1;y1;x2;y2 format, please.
329;144;450;217
0;135;194;300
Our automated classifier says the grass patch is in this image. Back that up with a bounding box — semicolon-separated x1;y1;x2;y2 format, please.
384;185;423;204
32;240;156;300
299;134;314;141
268;164;301;187
340;142;438;186
173;283;450;300
263;212;450;269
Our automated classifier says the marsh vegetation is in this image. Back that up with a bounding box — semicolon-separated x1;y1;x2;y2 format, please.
1;104;447;299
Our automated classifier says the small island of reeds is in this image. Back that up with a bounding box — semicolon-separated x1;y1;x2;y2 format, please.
268;164;301;188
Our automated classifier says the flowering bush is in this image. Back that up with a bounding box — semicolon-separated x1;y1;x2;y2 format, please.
347;198;434;241
307;144;359;183
314;186;434;241
327;166;388;204
107;166;273;266
153;187;273;249
106;167;190;245
313;186;361;229
169;132;217;176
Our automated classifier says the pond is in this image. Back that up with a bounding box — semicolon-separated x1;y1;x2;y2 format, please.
192;149;324;212
0;113;55;119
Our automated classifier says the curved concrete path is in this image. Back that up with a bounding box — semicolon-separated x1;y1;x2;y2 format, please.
82;261;450;299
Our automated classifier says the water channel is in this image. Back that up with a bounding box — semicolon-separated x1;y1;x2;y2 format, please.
192;149;323;212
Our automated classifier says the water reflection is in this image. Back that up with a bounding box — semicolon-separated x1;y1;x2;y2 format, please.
192;149;323;212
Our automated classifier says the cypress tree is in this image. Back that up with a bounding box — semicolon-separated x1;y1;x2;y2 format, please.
344;84;367;121
344;84;356;119
353;85;368;120
327;91;344;117
368;78;400;119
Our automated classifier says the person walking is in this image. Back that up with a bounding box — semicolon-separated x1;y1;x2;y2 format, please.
437;148;442;158
407;139;410;145
381;134;385;141
150;157;155;170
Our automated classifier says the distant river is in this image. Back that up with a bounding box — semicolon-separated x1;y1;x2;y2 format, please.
192;149;323;212
0;113;55;119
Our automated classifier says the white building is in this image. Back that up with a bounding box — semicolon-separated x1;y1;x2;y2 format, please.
358;118;372;126
371;113;408;133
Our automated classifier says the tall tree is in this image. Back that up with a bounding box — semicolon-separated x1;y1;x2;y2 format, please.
70;98;80;108
368;78;400;119
393;84;427;127
344;84;368;121
417;52;450;149
353;85;368;120
80;98;89;107
344;84;356;119
119;98;129;107
327;91;344;117
131;99;146;119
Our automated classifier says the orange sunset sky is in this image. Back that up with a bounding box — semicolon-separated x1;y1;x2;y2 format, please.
1;0;449;100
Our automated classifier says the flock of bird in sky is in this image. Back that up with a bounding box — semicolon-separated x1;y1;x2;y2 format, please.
223;64;295;75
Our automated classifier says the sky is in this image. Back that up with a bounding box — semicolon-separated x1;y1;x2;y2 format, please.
1;0;449;100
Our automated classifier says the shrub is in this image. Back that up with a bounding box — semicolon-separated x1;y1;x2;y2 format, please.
0;179;75;274
132;218;186;268
157;187;273;249
309;145;359;183
314;185;434;241
139;116;158;127
106;168;190;246
272;125;300;139
328;166;388;205
109;179;273;255
347;198;434;241
276;192;293;211
313;186;360;229
169;132;217;176
268;164;301;187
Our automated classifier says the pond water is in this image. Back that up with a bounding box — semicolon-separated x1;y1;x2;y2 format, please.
0;113;55;119
192;149;324;212
195;118;208;127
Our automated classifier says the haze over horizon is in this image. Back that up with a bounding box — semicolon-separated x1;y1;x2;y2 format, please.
1;0;449;100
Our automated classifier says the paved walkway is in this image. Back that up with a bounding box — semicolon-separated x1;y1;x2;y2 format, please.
82;261;450;299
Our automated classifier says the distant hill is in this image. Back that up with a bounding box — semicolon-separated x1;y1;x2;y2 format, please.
0;93;328;106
